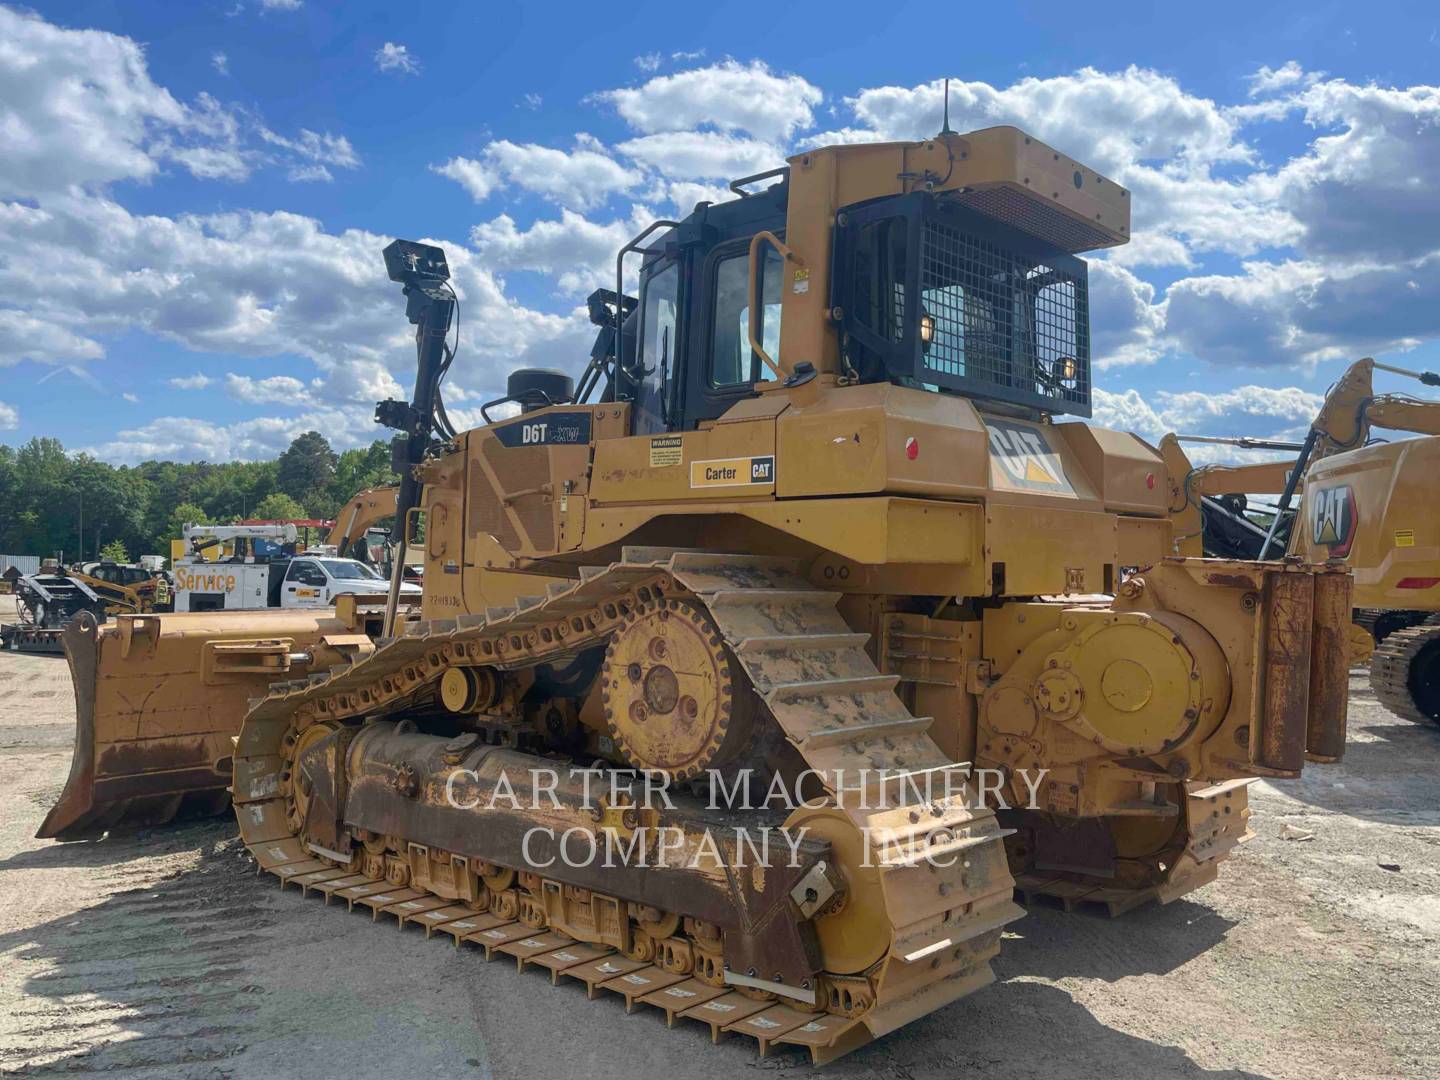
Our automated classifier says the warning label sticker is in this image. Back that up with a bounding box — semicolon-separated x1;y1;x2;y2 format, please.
1396;529;1416;548
649;434;683;467
690;455;775;488
986;419;1075;495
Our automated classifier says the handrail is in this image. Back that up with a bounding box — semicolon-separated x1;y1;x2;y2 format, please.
728;166;789;198
747;230;801;381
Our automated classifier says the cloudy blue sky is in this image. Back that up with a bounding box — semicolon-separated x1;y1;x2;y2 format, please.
3;0;1440;464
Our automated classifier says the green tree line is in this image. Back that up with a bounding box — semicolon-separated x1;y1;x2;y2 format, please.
0;431;397;562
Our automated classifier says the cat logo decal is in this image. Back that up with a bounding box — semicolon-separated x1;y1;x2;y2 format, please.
1311;484;1357;558
986;419;1076;495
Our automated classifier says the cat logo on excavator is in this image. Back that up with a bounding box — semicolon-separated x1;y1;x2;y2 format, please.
1312;484;1357;557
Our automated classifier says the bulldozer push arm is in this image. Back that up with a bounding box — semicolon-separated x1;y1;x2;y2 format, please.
50;121;1351;1062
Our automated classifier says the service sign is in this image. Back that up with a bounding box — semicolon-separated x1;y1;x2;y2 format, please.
493;411;593;448
986;419;1076;495
175;568;239;593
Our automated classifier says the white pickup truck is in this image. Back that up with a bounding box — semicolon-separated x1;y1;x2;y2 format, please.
277;555;420;609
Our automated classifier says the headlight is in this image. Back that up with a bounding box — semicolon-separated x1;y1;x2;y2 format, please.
1055;355;1078;383
919;312;935;347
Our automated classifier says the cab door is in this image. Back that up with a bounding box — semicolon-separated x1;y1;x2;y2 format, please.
282;559;328;608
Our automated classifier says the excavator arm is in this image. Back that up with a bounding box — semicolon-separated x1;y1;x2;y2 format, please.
326;485;399;562
1312;357;1440;456
1160;434;1298;558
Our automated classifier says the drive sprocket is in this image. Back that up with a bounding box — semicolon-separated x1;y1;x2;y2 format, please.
600;597;754;779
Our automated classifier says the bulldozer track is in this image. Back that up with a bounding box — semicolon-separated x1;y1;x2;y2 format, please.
232;550;1023;1063
1370;620;1440;725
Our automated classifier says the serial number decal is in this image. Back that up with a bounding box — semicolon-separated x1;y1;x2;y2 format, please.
649;433;683;468
492;410;593;448
690;455;775;488
985;419;1075;495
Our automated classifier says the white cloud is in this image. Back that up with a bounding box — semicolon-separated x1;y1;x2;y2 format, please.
225;372;307;404
314;358;404;403
1092;387;1167;441
635;52;662;73
831;68;1306;270
433;157;499;202
121;391;139;403
261;0;303;10
0;190;584;417
212;51;229;76
0;400;17;429
287;164;332;182
1247;61;1316;97
0;6;187;198
521;93;542;110
1093;384;1322;443
259;128;359;169
433;140;640;210
375;42;418;75
0;8;356;196
594;60;822;142
82;406;374;465
0;308;105;366
1267;80;1440;261
470;210;641;296
1089;261;1166;368
8;9;1440;464
616;131;782;180
1151;385;1323;433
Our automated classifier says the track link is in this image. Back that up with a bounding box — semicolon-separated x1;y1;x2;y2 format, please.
1370;620;1440;725
232;550;1022;1063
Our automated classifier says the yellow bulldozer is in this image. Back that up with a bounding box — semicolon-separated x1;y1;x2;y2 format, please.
42;124;1351;1062
1165;356;1440;725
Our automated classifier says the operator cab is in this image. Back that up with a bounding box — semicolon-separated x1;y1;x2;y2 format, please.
566;132;1102;438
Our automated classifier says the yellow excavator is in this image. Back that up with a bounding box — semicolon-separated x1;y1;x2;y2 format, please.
327;485;399;564
1165;356;1440;722
44;123;1349;1062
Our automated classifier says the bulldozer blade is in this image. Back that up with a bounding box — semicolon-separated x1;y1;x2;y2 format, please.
38;609;368;841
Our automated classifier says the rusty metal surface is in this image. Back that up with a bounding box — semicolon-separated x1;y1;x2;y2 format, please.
1255;571;1315;775
341;723;825;986
38;608;366;840
1307;569;1353;759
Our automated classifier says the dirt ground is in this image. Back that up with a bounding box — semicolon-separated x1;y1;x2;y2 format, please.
0;618;1436;1078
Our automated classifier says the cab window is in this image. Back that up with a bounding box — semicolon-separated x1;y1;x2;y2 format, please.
286;560;326;586
634;261;678;432
710;245;783;388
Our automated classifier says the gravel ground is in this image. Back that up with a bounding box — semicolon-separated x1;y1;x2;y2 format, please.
0;622;1436;1079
